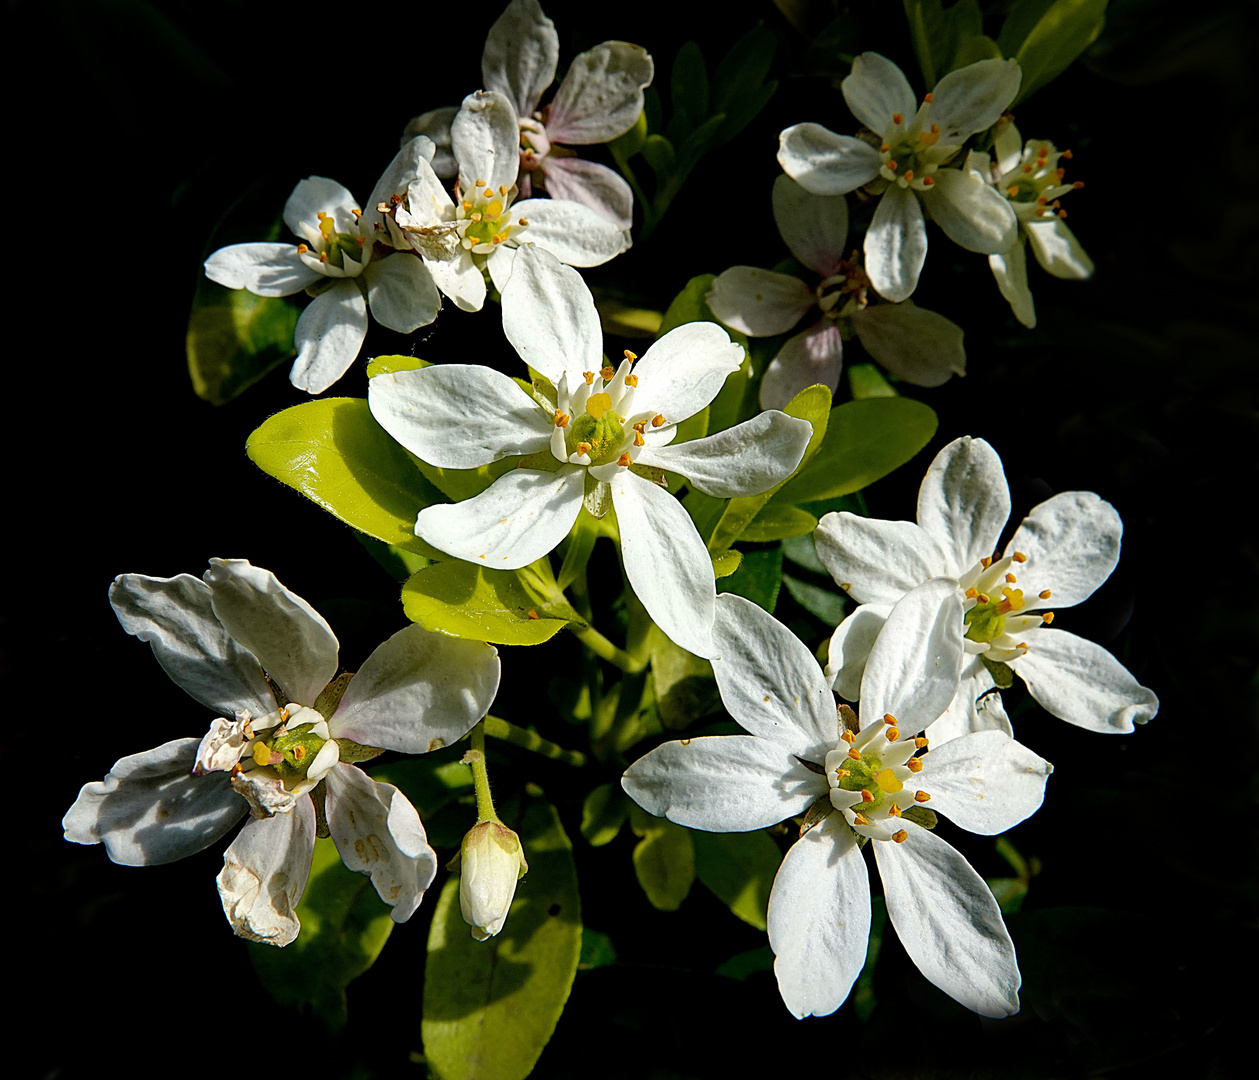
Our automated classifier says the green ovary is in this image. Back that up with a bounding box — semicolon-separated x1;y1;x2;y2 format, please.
567;404;625;465
965;601;1006;644
256;723;327;781
837;753;887;811
464;199;512;246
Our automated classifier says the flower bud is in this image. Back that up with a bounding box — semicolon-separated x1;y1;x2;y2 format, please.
458;821;528;940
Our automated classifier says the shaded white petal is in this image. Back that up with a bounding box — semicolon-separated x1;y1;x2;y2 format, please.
217;801;316;947
865;185;927;302
924;170;1018;254
364;254;440;334
825;603;891;701
759;321;844;411
365;137;436;240
874;823;1020;1017
402;107;458;178
706;267;815;337
916;436;1010;577
777;124;882;196
424;249;486;312
331;624;500;754
814;512;948;605
511;201;631;266
108;572;274;716
768;815;870;1018
415;466;585;570
368;364;552;469
994;121;1023;174
842;52;916;133
290;279;368;395
989;242;1037;328
537;156;634;229
325;763;438;923
1006;491;1122;608
204;243;319;297
452;90;521;192
852;300;965;388
1025;218;1094;279
923;730;1051;834
1009;630;1158;733
925;655;1007;745
284;177;358;238
621;735;823;831
62;738;244;866
485;243;517;295
202;559;339;708
546;42;654;144
482;0;559;117
403;161;457;226
630;321;744;422
772;174;849;277
929;59;1021;143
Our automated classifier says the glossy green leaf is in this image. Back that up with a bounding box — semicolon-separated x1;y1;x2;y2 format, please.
423;797;581;1080
740;502;818;543
247;398;446;556
371;753;475;818
249;837;393;1030
641;134;677;182
782;573;848;625
648;623;718;730
580;783;629;847
187;284;297;405
717;545;783;612
848;362;897;399
711;548;743;579
366;353;431;378
693;829;781;931
1004;0;1107;104
629;804;695;911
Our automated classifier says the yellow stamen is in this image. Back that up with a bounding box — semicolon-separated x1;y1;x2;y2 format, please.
906;757;923;773
847;748;862;762
861;789;874;803
841;730;856;744
553;409;569;427
617;452;632;466
625;373;638;387
892;113;903;124
893;829;908;843
1042;612;1055;625
1040;590;1052;599
576;442;591;456
1006;573;1018;583
600;364;615;380
1013;551;1027;562
853;813;870;826
915;790;931;803
885;728;900;742
651;414;666;428
584;371;595;385
913;736;929;749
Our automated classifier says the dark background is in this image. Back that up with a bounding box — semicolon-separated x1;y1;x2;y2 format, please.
7;1;1256;1077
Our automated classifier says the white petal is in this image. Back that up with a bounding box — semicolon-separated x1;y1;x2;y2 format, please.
1006;491;1122;608
711;593;844;757
825;603;891;701
612;470;717;659
1025;217;1094;279
929;59;1022;143
331;624;500;754
923;730;1051;834
368;364;552;469
852;300;965;387
202;558;339;708
759;321;844;411
924;169;1018;254
290;280;368;395
630;321;744;423
989;242;1037;328
482;0;559;117
108;572;274;716
842;52;916;133
915;436;1010;577
706;267;815;337
485;242;517;295
926;655;1007;745
415;466;584;570
364;137;436;240
203;243;319;297
1009;629;1158;733
452;90;521;192
874;823;1020;1017
510;200;631;266
217;802;316;947
401;107;458;178
639;411;811;498
501;245;604;387
537;157;634;229
778;124;883;196
994;121;1023;175
284;177;358;238
325;764;438;923
63;738;244;866
545;42;654;144
772;174;849;277
767;815;870;1018
424;249;486;312
364;254;440;334
865;185;927;302
814;512;948;605
621;735;823;831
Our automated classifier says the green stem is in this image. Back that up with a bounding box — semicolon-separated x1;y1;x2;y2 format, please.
483;714;586;768
465;721;501;825
571;622;647;673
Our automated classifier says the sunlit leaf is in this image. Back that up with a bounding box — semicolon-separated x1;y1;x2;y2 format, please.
693;829;781;931
740;502;818;542
648;623;718;730
630;804;695;911
580;783;629;847
1003;0;1107;104
717;545;783;612
187;284;297;405
782;572;848;625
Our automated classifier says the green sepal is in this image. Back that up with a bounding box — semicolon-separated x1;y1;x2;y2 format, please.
981;653;1017;688
693;829;781;931
629;804;695;911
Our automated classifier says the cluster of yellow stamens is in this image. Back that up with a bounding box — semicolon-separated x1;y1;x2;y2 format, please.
294;208;371;276
457;178;528;252
996;136;1082;223
826;715;931;843
876;92;953;192
958;550;1056;661
816;251;872;319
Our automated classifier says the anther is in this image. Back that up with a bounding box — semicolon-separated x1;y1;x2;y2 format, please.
841;730;856;744
1013;551;1027;562
1040;589;1052;599
1042;612;1055;625
981;556;993;568
1063;149;1074;160
906;757;923;773
853;813;870;827
847;747;862;762
887;160;898;170
624;349;638;361
634;432;645;446
518;217;529;225
553;409;569;427
601;365;615;380
584;372;595;385
915;791;931;803
651;414;666;427
474;179;485;187
498;185;507;196
1058;209;1068;218
483;187;495;197
888;803;902;817
576;442;591;456
625;374;638;387
1007;185;1020;196
861;789;874;803
913;736;928;749
880;143;890;152
893;829;908;843
319;251;329;262
836;767;850;778
296;244;308;254
1055;168;1065;179
1023;164;1033;173
977;593;990;604
1006;573;1018;583
617;453;632;467
1037;197;1047;206
903;169;915;182
923;93;933;104
886;728;900;741
892;113;903;124
292;745;306;761
1073;181;1084;189
922;176;933;186
883;713;896;725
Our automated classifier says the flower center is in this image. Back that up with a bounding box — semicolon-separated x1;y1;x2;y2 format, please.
549;353;664;478
250;719;328;782
996;134;1082;224
877;96;953;192
825;717;930;842
957;552;1056;661
457;179;529;253
295;209;370;275
519;118;551;172
817;254;871;319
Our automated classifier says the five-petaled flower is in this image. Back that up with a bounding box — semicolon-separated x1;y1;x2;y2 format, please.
368;245;813;660
623;584;1052;1018
63;559;501;946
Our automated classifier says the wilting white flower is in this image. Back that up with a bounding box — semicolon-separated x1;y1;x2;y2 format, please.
456;820;529;940
404;0;652;229
707;175;965;408
63;559;501;946
204;139;443;394
778;52;1021;302
623;585;1051;1018
817;436;1159;743
368;245;813;659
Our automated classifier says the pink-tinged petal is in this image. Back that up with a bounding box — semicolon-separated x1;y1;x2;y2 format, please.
915;437;1010;578
865;184;927;302
63;738;245;866
415;466;585;570
852;300;965;387
368;363;552;469
202;559;339;708
217;800;316;947
825;603;892;702
929;59;1021;144
364;254;440;334
331;624;500;754
538;157;633;229
621;735;823;832
545;42;654;144
924;169;1018;254
768;815;870;1018
772;175;849;277
989;242;1037;328
204;243;320;298
1025;217;1094;279
1006;491;1122;608
706;266;815;337
290;279;368;394
922;730;1051;834
401;107;458;178
630;321;744;423
842;52;916;133
759;321;844;411
452;90;521;192
509;200;630;267
814;511;949;605
1008;629;1158;733
325;764;438;923
481;0;559;117
364;136;437;241
874;822;1021;1017
284;177;358;238
778;124;883;196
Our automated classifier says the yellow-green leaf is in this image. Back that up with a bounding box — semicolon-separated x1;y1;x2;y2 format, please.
740;502;818;542
580;783;629;847
629;804;695;911
693;829;782;931
401;560;572;645
187;284;297;405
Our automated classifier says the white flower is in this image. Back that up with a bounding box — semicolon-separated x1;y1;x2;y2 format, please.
368;245;813;659
204;139;443;394
707;175;966;409
817;436;1159;743
392;90;630;311
972;121;1094;328
622;585;1052;1018
63;559;501;946
456;820;529;940
778;52;1021;302
403;0;652;230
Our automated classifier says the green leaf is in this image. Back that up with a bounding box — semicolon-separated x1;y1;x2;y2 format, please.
782;572;848;625
577;928;618;970
187;284;297;405
365;353;431;378
712;24;776;112
423;797;581;1080
740;502;818;543
648;623;718;730
401;560;574;645
580;783;629;847
693;830;781;931
1004;0;1107;104
608;107;648;159
247;398;446;556
850;896;888;1020
249;837;393;1030
712;548;743;579
629;804;695;911
848;362;897;399
904;0;947;86
772;397;937;504
640;134;677;182
372;753;475;817
717;545;783;612
670;40;709;129
715;945;775;981
781;533;826;573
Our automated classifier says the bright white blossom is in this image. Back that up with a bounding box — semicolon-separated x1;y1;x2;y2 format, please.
457;820;529;940
817;436;1159;743
778;52;1021;302
63;559;501;946
707;175;965;409
404;0;652;229
623;585;1051;1018
368;245;813;659
204;139;443;394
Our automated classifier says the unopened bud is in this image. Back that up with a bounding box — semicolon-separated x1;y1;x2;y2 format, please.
458;821;528;941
